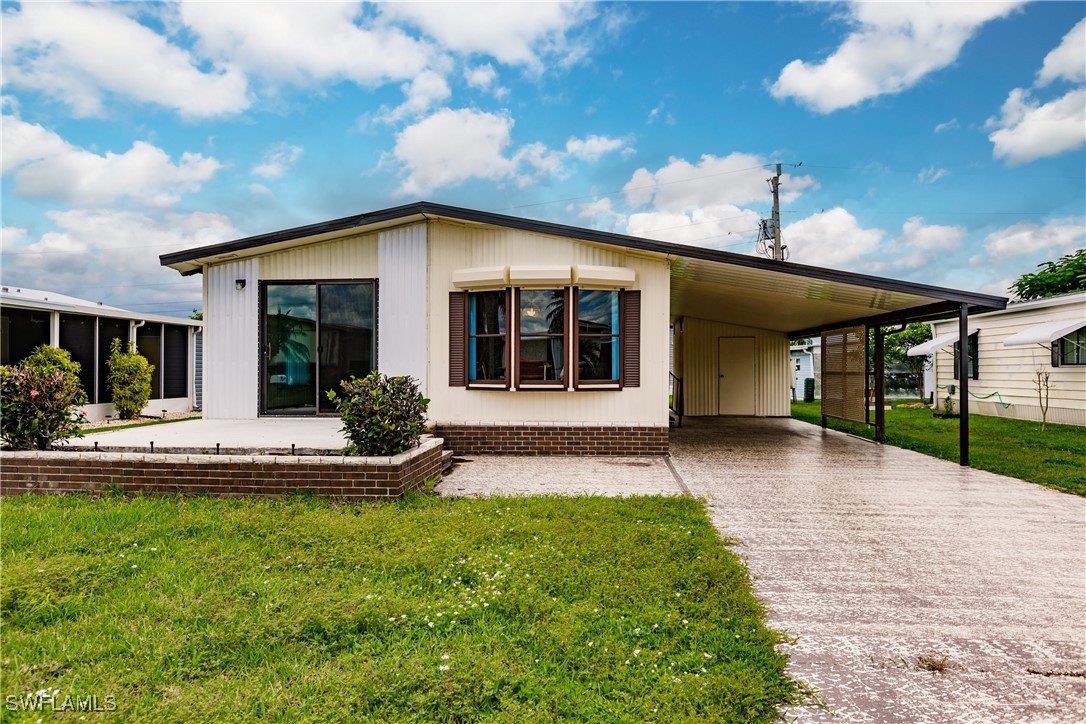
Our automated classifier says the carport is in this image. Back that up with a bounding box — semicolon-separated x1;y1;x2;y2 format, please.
661;247;1007;465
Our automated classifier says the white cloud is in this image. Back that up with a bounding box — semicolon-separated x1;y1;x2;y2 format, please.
987;87;1086;165
381;2;594;72
771;1;1023;113
1;115;221;208
626;205;762;249
393;108;517;195
782;208;884;268
982;217;1086;261
465;64;497;90
2;226;28;248
392;109;629;195
897;217;966;251
565;135;629;162
934;118;959;133
623;153;818;211
1;2;248;118
1036;18;1086;87
577;198;627;228
181;1;435;88
2;209;238;311
377;70;452;124
251;143;303;180
916;165;949;184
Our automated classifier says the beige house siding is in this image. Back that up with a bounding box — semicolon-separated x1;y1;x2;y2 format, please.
257;232;378;280
675;316;790;417
425;221;670;426
933;295;1086;426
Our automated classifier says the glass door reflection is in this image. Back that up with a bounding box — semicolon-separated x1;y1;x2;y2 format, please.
264;284;317;413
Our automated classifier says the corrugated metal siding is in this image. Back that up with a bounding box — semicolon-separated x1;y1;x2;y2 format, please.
194;330;203;410
259;232;378;280
679;317;790;416
378;224;428;392
426;221;670;425
932;297;1085;425
205;259;259;418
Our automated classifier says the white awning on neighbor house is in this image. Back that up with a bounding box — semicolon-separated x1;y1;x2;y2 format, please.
1002;318;1086;347
907;329;977;356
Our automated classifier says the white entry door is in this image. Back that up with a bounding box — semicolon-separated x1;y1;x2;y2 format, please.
717;337;756;415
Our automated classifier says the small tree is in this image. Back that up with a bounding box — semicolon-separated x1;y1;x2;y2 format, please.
1;346;88;450
107;338;154;420
326;371;429;456
1035;368;1052;432
885;323;934;399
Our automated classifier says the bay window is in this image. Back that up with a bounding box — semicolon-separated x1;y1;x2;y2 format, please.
450;285;639;391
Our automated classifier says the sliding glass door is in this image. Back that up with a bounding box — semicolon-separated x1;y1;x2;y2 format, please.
262;281;375;415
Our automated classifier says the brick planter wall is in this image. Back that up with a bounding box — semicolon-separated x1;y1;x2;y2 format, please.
434;424;668;456
1;437;444;500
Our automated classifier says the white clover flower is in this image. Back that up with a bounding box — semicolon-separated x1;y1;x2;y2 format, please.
439;665;450;672
131;564;137;569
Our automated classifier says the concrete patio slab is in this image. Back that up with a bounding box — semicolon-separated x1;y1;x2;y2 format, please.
76;417;349;452
670;417;1086;723
435;455;683;497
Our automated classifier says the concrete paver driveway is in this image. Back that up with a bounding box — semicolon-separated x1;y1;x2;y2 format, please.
671;417;1086;723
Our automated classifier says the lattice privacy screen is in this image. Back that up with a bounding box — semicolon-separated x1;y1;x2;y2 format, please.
821;326;867;424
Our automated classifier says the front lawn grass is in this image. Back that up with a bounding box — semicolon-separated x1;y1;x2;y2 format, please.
1;494;796;722
791;400;1086;496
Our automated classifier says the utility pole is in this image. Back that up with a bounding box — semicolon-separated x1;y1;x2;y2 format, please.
770;163;784;261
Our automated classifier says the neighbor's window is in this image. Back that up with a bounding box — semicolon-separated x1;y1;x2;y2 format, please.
1060;329;1086;365
952;331;979;380
468;290;508;384
517;289;566;385
576;289;620;384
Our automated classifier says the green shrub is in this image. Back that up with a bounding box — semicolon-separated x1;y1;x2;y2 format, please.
106;338;154;420
1;346;88;450
326;371;429;456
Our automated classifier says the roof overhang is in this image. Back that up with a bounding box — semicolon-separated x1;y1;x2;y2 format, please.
1;293;202;327
160;201;1007;331
1003;318;1086;347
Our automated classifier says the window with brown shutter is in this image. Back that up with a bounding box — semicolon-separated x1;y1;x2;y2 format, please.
620;289;640;387
449;291;466;387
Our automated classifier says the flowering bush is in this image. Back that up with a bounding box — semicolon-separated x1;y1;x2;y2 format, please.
1;346;88;450
326;371;429;456
106;338;154;420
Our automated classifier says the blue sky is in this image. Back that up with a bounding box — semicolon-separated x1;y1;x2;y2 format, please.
2;1;1084;318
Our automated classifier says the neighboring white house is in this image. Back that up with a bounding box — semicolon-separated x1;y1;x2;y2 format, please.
789;338;820;399
0;286;202;422
160;202;1006;454
920;291;1085;426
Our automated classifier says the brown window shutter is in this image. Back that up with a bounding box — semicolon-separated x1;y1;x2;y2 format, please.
621;290;640;387
449;291;467;387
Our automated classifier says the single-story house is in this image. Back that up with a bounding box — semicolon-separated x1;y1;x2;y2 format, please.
160;202;1007;456
0;286;202;422
789;339;820;399
914;291;1085;426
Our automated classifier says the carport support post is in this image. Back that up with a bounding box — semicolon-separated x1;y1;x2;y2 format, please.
958;303;970;467
874;325;886;442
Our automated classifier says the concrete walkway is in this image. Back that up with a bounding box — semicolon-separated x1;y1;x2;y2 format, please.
670;417;1086;723
77;417;348;452
437;454;683;497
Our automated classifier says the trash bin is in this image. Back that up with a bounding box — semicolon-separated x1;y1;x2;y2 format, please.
803;377;815;403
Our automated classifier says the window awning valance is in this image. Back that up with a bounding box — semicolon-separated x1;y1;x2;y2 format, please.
451;265;635;290
1002;318;1086;347
907;328;977;356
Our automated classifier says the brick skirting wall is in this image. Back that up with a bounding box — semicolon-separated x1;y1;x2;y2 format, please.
434;424;669;456
1;437;444;500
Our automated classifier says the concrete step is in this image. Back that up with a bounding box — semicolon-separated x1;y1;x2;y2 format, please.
440;449;455;472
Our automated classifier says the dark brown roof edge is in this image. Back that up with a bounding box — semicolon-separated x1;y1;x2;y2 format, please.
160;201;1008;310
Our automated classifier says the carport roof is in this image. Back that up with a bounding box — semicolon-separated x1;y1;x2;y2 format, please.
161;201;1007;335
